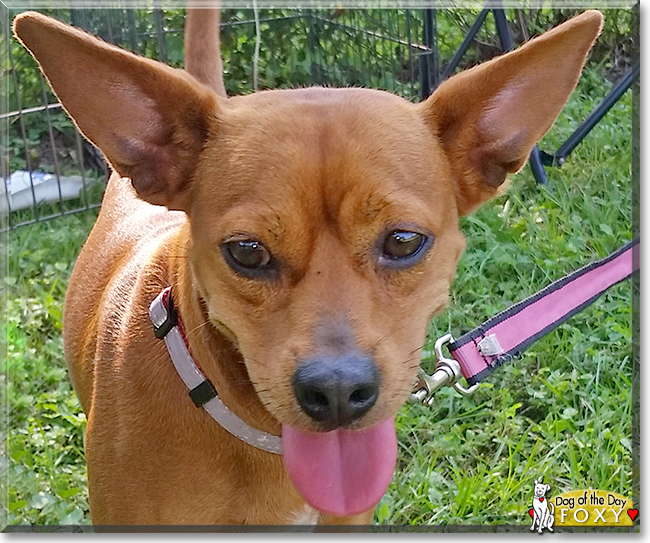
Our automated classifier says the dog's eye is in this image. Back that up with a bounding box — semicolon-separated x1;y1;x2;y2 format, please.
382;231;426;260
224;240;272;270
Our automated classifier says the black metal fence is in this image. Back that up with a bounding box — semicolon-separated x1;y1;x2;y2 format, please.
1;5;636;231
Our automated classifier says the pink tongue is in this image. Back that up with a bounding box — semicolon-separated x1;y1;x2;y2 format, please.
282;418;397;517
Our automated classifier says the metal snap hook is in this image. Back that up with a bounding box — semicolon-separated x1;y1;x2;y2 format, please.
411;333;480;405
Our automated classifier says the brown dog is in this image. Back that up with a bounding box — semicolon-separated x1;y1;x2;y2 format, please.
13;9;602;526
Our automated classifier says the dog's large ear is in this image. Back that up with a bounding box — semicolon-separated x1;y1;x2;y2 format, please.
418;11;603;216
13;11;219;210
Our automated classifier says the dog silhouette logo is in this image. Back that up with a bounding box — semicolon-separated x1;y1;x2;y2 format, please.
530;479;555;533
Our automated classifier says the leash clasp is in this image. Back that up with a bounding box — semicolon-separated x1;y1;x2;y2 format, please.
411;334;480;405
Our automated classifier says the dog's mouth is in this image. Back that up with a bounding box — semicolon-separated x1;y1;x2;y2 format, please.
273;350;399;516
281;418;397;517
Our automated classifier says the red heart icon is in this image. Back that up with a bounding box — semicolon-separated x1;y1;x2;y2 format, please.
529;509;534;518
540;498;544;502
628;509;638;521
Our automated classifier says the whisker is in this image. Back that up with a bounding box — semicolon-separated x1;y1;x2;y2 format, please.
375;320;417;348
184;320;212;340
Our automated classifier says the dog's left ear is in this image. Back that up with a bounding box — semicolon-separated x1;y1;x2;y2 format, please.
418;10;603;216
546;484;551;493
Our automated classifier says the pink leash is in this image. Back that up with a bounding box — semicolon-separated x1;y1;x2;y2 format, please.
413;239;639;403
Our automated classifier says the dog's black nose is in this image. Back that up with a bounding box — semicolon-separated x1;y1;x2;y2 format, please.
293;353;380;428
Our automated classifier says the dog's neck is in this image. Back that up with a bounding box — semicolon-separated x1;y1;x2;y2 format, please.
166;224;282;437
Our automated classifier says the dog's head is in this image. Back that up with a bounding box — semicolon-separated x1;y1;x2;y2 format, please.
14;10;602;517
534;479;551;499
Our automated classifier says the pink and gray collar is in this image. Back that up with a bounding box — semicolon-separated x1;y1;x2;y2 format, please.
149;288;282;454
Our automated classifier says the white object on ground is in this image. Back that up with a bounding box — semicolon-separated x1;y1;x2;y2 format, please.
1;170;84;214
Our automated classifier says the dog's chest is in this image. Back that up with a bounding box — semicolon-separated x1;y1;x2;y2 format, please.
290;504;319;525
533;497;548;510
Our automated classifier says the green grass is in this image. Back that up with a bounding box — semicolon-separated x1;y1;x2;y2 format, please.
3;211;98;526
2;71;634;527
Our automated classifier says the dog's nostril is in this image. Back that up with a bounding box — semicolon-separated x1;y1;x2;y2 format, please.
303;390;329;409
350;386;374;405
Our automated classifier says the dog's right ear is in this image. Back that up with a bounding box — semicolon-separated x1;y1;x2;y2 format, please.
13;12;220;211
